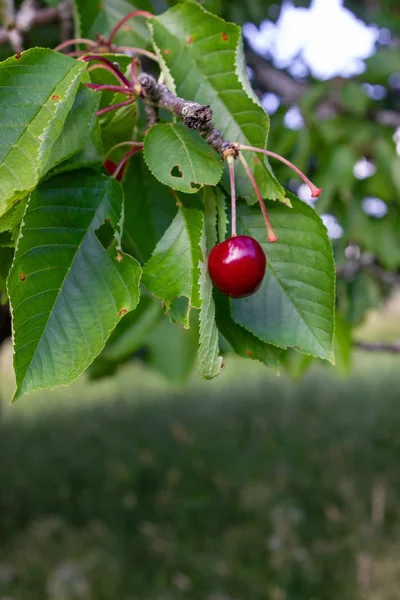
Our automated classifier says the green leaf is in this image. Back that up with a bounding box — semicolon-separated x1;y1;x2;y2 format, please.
147;313;199;384
231;194;335;362
339;82;369;117
142;205;202;312
7;171;141;401
203;184;218;251
101;294;163;362
144;122;223;193
44;81;101;173
0;231;13;247
298;83;329;118
0;48;86;216
122;153;178;262
334;311;352;376
315;145;358;211
42;0;65;6
279;348;312;379
74;0;153;48
142;206;203;325
365;47;400;84
345;200;400;271
89;293;163;378
50;118;103;176
340;271;382;327
0;202;25;241
163;0;221;15
215;290;280;369
150;1;286;203
198;188;223;378
216;189;228;243
101;101;137;156
0;247;13;302
374;138;400;202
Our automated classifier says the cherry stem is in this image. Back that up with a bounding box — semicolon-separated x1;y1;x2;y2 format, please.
82;55;131;88
54;38;98;52
227;156;237;237
113;147;144;180
86;83;133;95
239;153;278;243
108;10;154;45
96;98;136;117
115;46;159;62
238;144;322;198
104;141;144;162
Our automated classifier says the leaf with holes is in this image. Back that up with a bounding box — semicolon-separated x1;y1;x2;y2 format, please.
198;187;223;379
0;48;87;217
150;1;286;204
143;122;223;194
7;171;141;401
231;193;335;362
142;206;203;325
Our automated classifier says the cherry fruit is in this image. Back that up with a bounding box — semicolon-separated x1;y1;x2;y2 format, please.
208;235;266;298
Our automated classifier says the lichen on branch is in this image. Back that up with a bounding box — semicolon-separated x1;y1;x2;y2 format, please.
138;73;238;158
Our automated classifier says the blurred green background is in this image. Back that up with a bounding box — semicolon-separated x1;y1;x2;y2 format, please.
1;326;400;599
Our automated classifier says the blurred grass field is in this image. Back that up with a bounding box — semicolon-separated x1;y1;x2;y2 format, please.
1;328;400;599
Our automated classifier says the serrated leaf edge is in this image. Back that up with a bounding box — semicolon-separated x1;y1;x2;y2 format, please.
232;200;336;363
150;1;287;204
8;178;141;401
143;123;223;194
148;19;177;94
0;49;86;212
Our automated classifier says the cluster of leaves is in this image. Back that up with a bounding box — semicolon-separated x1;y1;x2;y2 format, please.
0;0;336;401
262;25;400;352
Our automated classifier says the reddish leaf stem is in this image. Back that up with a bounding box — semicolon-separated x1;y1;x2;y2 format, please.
113;147;144;180
115;46;159;62
104;141;144;162
238;144;322;198
54;38;98;52
96;98;136;117
227;156;237;237
86;63;127;84
108;10;154;45
239;153;278;243
67;51;93;57
82;55;131;88
86;83;133;95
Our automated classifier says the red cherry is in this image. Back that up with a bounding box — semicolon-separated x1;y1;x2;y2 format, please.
104;159;126;182
208;235;266;298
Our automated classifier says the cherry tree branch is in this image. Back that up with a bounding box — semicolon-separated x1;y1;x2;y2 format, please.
355;340;400;353
336;254;400;285
138;73;237;156
0;1;72;50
